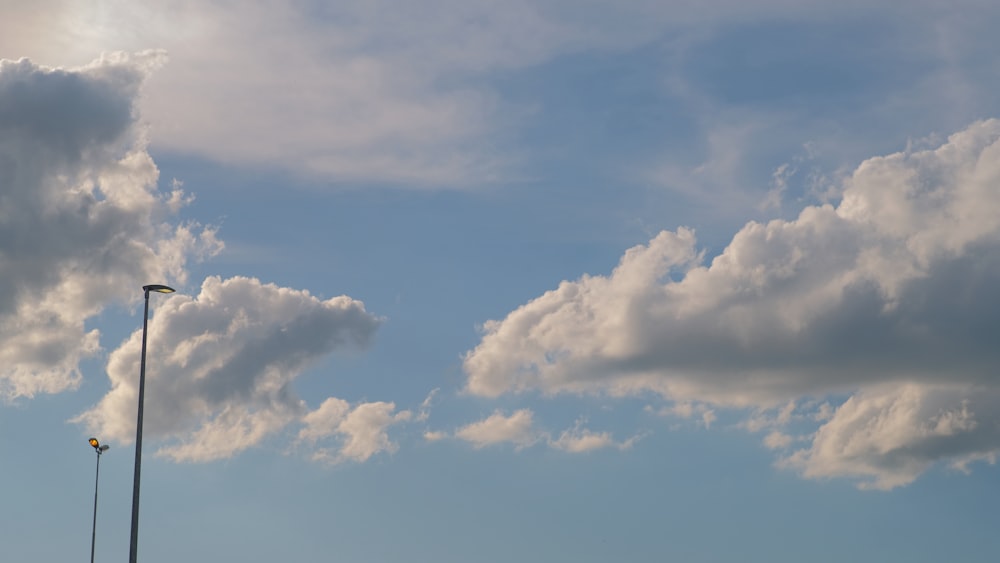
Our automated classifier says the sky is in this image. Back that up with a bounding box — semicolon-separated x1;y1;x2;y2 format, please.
3;1;1000;561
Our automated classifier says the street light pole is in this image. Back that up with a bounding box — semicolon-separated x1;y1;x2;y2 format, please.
128;284;175;563
89;438;109;563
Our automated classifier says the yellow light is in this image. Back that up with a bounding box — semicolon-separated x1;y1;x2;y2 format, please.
89;437;99;448
143;284;176;294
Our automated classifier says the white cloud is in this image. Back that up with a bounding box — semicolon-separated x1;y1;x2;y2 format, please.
780;384;1000;490
763;431;794;450
463;119;1000;486
0;53;218;400
759;162;795;212
454;409;542;450
158;404;299;463
550;428;617;453
3;1;586;186
416;388;440;422
813;402;834;422
299;398;413;464
549;420;641;453
423;430;447;442
701;410;717;429
743;401;799;433
0;54;403;465
649;401;718;429
74;275;383;462
653;401;706;420
451;410;637;453
5;1;995;188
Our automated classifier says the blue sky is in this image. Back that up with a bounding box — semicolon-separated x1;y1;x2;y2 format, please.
3;1;1000;561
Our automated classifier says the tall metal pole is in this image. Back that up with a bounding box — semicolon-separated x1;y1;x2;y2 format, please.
90;444;105;563
128;288;151;563
128;284;173;563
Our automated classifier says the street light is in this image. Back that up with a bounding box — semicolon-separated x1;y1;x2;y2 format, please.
88;438;109;563
128;284;175;563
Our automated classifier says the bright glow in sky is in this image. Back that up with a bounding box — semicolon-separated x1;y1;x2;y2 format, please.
3;1;1000;562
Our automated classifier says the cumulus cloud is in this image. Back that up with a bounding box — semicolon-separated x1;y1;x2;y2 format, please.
0;53;218;399
0;53;400;465
455;409;542;450
299;398;413;464
780;384;1000;490
0;52;408;468
464;119;1000;487
74;275;383;462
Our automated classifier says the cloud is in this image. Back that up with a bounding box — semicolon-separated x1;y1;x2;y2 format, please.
763;431;794;450
451;409;637;452
650;401;717;429
423;430;448;442
779;384;1000;490
74;275;383;462
463;119;1000;487
0;53;218;399
299;398;413;464
2;0;641;183
549;419;641;453
455;409;542;450
8;1;995;188
5;1;574;187
0;53;401;465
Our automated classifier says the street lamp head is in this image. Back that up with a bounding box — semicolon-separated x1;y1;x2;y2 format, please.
89;438;109;453
143;284;175;294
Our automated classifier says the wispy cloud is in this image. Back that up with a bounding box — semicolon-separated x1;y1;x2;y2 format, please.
549;419;642;453
450;409;639;453
8;1;996;189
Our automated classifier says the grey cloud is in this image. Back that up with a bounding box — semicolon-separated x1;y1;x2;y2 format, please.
0;56;137;162
463;119;1000;486
0;53;212;399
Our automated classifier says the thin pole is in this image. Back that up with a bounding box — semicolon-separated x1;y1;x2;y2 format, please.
90;448;102;563
128;289;151;563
